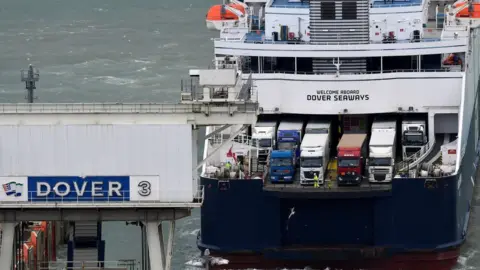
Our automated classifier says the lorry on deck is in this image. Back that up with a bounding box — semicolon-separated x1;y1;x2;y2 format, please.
300;121;331;186
252;120;277;163
277;120;304;164
401;120;428;160
337;133;368;186
367;120;397;183
269;149;296;183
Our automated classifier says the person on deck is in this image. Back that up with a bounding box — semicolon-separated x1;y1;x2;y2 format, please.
313;173;319;188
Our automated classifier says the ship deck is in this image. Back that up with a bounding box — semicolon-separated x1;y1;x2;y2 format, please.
243;21;441;45
263;170;392;199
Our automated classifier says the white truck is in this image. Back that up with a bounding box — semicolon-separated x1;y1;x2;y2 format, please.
252;120;277;162
299;121;331;186
401;120;428;160
367;120;397;183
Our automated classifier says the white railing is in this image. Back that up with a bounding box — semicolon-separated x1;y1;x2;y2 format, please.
220;27;249;41
251;68;463;75
395;141;435;173
0;186;204;208
41;260;139;270
0;102;259;114
214;28;466;44
370;1;422;7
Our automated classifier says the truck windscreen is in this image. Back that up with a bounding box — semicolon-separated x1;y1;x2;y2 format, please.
278;142;296;150
338;158;360;167
301;157;323;167
271;158;292;167
257;139;272;148
369;157;391;166
404;132;423;144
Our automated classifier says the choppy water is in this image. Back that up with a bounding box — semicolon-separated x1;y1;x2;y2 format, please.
0;0;478;269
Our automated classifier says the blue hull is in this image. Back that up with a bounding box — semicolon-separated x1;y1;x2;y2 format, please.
197;83;480;269
198;120;479;269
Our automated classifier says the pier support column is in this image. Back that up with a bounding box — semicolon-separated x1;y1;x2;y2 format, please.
145;221;164;270
0;222;16;269
144;221;176;270
164;221;175;270
192;126;199;196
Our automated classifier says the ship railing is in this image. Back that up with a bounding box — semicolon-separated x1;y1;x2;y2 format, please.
220;27;249;41
265;180;392;192
214;29;461;44
0;102;258;114
245;68;461;75
180;75;257;103
370;2;422;7
395;141;434;173
40;259;139;270
0;186;205;207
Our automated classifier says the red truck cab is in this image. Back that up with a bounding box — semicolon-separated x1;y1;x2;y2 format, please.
336;133;367;186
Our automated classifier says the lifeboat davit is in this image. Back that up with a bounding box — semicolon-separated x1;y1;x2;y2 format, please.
454;2;480;17
206;4;246;30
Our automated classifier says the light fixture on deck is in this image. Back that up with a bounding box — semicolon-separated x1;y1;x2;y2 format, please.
21;64;40;103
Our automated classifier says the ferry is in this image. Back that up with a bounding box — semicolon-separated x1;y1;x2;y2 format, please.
184;0;480;268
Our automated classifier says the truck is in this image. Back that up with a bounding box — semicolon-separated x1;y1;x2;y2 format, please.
401;120;428;160
276;120;304;164
337;133;368;186
299;121;331;186
269;149;296;183
252;120;277;163
367;120;397;183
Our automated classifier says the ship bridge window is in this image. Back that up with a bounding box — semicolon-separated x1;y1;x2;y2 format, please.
321;2;336;20
342;2;357;20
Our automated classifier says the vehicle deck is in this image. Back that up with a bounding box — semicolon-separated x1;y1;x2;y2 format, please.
263;168;391;199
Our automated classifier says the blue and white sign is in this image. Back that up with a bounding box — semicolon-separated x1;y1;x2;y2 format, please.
28;176;131;202
0;177;28;202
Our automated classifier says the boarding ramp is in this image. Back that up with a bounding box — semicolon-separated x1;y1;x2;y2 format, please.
395;134;455;177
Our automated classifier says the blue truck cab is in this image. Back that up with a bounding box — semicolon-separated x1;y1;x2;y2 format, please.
277;120;304;165
269;149;296;183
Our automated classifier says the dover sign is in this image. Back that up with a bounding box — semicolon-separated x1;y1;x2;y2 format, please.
28;176;130;202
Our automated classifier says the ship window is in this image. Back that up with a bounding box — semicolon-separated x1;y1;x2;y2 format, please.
342;2;357;20
321;2;336;20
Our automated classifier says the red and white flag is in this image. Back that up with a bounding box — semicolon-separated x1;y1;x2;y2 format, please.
226;146;237;163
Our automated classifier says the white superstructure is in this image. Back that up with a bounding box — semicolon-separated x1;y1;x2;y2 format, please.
197;0;480;181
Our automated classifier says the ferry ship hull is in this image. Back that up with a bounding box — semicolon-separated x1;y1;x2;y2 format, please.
198;106;480;269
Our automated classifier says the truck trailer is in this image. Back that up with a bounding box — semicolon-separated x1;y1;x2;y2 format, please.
337;133;368;186
300;121;331;186
368;120;397;183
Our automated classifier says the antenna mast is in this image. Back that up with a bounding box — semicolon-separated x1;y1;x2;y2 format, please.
21;64;40;103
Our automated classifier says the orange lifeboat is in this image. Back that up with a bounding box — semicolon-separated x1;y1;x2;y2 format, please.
455;2;480;17
206;4;246;30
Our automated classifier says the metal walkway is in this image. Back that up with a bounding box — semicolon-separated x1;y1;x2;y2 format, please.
0;102;258;126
